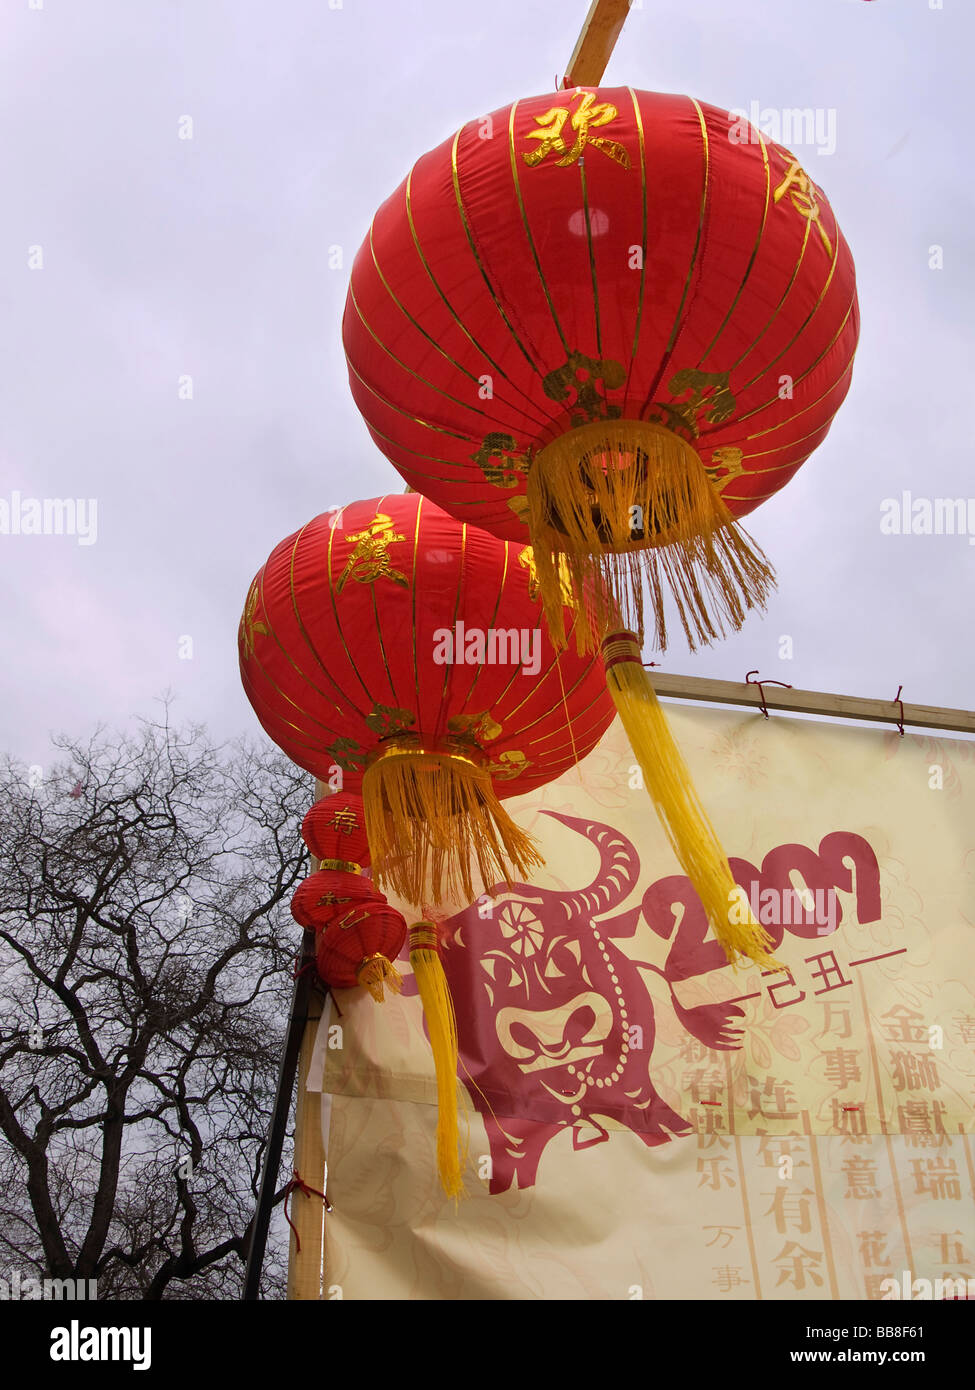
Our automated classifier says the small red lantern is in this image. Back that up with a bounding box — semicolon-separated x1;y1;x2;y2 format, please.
292;793;406;1002
301;793;370;869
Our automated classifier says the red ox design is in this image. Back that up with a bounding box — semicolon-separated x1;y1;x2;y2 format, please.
421;813;881;1194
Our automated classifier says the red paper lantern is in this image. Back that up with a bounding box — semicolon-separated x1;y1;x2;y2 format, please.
301;793;370;868
291;792;406;1001
292;871;407;1002
342;87;858;652
240;493;614;905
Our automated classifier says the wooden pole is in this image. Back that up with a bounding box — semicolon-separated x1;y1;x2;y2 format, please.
286;991;327;1300
286;777;330;1301
563;0;632;88
242;927;318;1300
650;671;975;737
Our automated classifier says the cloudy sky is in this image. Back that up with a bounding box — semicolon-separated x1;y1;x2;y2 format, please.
1;0;971;771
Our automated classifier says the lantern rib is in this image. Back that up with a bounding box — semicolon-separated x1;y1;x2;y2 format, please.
506;99;571;359
555;653;582;775
579;156;603;358
498;642;609;732
404;163;550;422
740;419;833;462
369;561;399;710
344;350;479;446
253;541;354;720
743;352;855;439
727;473;809;506
450;127;545;378
438;520;467;728
462;538;510;708
719;458;809;506
366;219;551;432
638;97;711;419
241;649;347;745
734;293;857;422
727;150;846;379
623;87;648;404
666;96;711;363
470;587;589;720
699;133;772;367
531;688;614;760
321;516;379;709
358;414;481;481
410;496;421;708
347;281;519;429
239;658;343;755
745;269;849;393
737;187;847;390
727;218;812;375
244;544;365;738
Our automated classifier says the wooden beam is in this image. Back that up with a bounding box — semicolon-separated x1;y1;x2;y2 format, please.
242;927;318;1300
286;996;327;1301
563;0;632;88
649;672;975;737
285;777;329;1301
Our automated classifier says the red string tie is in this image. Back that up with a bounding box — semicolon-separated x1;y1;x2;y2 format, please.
893;684;905;737
283;1168;332;1253
745;670;793;718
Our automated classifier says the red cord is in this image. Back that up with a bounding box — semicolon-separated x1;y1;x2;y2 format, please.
893;685;905;736
282;1168;332;1253
745;670;793;718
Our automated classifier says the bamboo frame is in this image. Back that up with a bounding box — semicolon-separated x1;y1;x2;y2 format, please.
650;672;975;737
242;927;318;1301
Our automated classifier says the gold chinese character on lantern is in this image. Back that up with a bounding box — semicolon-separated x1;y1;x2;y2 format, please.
773;157;833;256
329;806;358;835
523;91;631;170
336;513;409;592
239;580;268;661
705;447;746;490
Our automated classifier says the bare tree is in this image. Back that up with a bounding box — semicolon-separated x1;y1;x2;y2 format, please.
0;709;313;1299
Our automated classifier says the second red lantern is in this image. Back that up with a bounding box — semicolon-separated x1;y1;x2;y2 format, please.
239;493;615;906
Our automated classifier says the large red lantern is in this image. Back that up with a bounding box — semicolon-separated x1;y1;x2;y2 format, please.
342;87;858;653
239;493;615;909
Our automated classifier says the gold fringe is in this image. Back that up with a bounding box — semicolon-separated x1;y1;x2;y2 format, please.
355;953;403;1004
362;750;543;907
603;635;785;973
410;921;467;1200
527;419;775;653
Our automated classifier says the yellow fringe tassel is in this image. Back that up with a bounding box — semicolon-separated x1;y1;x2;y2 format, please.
602;633;785;973
355;954;403;1004
410;921;467;1200
362;750;543;908
527;419;775;654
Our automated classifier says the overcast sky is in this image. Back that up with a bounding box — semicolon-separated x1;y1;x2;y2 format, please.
1;0;971;771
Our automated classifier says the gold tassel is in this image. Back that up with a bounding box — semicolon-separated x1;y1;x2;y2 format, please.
362;749;543;908
602;631;785;973
527;419;775;654
355;953;403;1004
409;921;466;1200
